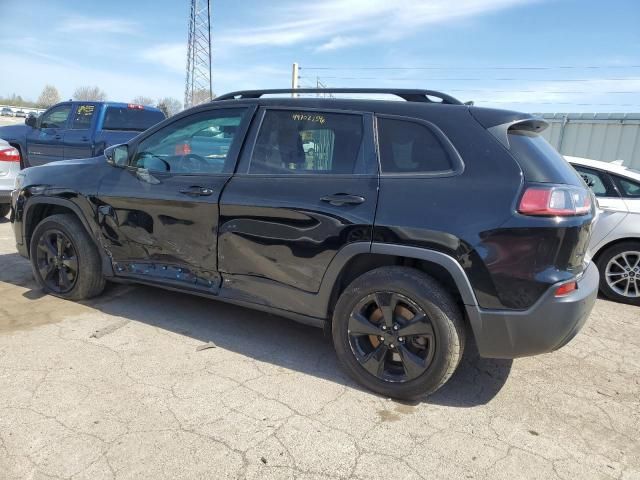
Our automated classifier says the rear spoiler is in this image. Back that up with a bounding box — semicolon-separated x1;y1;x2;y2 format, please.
469;107;548;149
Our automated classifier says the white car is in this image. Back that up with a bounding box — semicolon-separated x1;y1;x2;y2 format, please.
567;156;640;305
0;138;21;217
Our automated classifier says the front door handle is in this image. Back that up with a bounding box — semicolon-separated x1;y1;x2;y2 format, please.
54;135;62;140
320;193;365;206
179;186;214;197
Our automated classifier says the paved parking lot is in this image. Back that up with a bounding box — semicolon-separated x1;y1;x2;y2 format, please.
0;219;639;479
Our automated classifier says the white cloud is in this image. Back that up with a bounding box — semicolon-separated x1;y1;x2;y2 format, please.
140;43;187;74
316;36;363;52
57;15;139;35
217;0;537;50
466;77;640;111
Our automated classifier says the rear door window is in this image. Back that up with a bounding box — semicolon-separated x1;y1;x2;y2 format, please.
71;104;96;130
376;117;457;174
102;106;165;131
249;110;366;174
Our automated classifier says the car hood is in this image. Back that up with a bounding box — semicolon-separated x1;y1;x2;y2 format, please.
21;155;107;194
0;124;29;143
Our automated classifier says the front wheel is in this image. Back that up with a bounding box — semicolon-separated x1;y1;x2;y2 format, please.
597;242;640;305
332;267;465;400
29;214;106;300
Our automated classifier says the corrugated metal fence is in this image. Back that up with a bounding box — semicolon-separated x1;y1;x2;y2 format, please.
535;113;640;170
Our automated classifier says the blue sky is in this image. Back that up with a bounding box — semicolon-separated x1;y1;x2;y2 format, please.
1;0;639;112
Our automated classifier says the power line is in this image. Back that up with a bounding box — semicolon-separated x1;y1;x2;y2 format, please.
299;75;640;83
301;65;640;71
475;101;640;107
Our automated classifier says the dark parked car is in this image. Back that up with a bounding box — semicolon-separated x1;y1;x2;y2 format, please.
0;101;165;167
11;88;598;399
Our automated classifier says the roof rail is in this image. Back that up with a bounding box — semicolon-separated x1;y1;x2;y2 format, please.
214;88;463;105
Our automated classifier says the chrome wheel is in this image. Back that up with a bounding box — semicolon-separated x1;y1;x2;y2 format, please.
605;251;640;299
347;292;436;383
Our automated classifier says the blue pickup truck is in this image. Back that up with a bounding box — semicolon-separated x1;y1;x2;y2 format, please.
0;101;165;167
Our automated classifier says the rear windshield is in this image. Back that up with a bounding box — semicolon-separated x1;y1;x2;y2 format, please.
102;107;165;131
508;130;583;185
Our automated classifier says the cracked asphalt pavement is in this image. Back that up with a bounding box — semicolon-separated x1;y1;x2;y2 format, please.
0;220;639;479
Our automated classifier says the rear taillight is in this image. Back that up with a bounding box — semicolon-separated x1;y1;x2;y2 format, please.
0;147;20;162
518;185;591;216
127;104;144;110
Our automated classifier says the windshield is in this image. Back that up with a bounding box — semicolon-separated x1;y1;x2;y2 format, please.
102;107;165;132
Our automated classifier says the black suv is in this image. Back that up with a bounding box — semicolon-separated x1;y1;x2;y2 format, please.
10;88;599;399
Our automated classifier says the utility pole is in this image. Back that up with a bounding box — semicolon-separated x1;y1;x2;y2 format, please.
291;62;299;97
185;0;213;108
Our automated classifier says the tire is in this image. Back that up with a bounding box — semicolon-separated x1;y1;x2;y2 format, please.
596;241;640;306
0;204;9;218
29;214;106;300
332;266;466;400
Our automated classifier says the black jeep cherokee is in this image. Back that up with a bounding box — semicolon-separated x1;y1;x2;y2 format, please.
10;88;599;399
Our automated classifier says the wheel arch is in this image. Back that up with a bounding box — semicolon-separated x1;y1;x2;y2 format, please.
23;197;114;276
320;242;482;348
592;236;640;264
323;243;479;317
8;142;24;169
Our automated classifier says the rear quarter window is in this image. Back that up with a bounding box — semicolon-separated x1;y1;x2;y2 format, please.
377;117;459;175
507;130;583;185
612;175;640;198
102;107;165;131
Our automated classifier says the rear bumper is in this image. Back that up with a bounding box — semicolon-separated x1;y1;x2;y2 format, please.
0;190;11;203
469;261;599;359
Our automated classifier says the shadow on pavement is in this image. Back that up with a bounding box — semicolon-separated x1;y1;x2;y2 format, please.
0;251;512;407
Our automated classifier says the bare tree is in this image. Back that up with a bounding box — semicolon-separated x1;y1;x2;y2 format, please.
37;85;60;107
131;96;154;106
156;97;182;117
73;86;108;102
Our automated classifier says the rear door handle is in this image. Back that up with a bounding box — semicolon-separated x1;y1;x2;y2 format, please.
320;193;365;206
179;186;214;196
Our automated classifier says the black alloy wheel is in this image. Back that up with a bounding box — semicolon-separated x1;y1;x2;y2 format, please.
348;292;436;383
34;229;79;294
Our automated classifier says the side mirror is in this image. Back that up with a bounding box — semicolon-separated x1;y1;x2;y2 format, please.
105;144;129;168
25;116;37;128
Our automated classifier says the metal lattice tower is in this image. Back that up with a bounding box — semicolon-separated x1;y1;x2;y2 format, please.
184;0;213;108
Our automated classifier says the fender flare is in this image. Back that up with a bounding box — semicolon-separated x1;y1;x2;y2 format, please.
315;241;482;338
23;196;114;276
369;243;483;344
370;243;479;306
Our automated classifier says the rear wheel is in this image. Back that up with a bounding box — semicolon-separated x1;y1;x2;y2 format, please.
597;241;640;306
332;267;465;399
0;204;9;217
30;214;105;300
